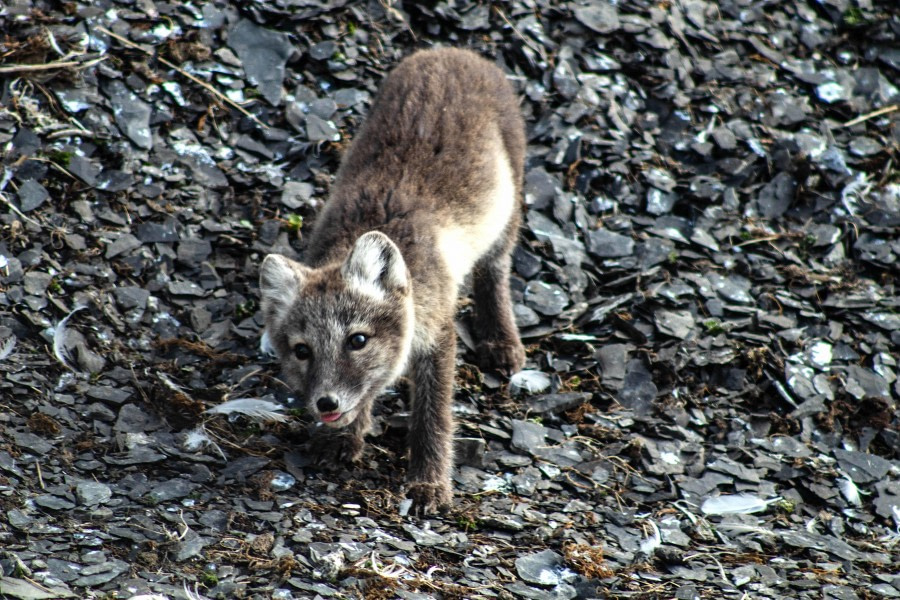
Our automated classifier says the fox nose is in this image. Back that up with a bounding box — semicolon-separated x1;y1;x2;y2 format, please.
316;396;339;413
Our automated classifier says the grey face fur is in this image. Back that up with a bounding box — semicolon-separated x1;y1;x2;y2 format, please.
259;233;414;428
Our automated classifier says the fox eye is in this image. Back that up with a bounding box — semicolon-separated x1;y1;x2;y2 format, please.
347;333;368;351
293;343;312;361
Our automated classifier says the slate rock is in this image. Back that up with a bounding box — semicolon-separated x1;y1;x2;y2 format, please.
35;494;76;510
66;155;100;186
306;114;340;142
524;167;561;210
17;179;49;211
587;228;634;258
756;172;796;218
75;481;112;506
524;281;569;316
47;558;83;583
511;420;547;454
114;403;164;433
105;234;141;259
527;392;591;415
175;530;210;561
454;437;486;468
309;40;338;60
72;559;129;587
23;271;52;296
618;359;657;415
229;19;294;105
102;79;153;150
177;238;212;265
136;220;180;243
574;3;620;34
654;309;695;339
281;181;315;209
145;478;199;504
112;287;150;310
834;449;892;484
515;549;565;586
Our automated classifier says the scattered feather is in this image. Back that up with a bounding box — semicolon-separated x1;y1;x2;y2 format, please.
701;493;781;515
639;520;661;555
205;398;288;422
0;335;16;361
157;372;192;398
52;305;87;372
557;333;598;342
183;582;210;600
838;474;863;506
182;426;226;460
509;370;551;395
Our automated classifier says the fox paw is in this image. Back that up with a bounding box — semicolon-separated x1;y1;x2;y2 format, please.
476;339;526;375
405;481;453;515
307;433;365;465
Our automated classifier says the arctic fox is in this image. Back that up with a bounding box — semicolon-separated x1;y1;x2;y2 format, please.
258;48;526;512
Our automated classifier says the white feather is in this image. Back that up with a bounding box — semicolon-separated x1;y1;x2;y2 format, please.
158;372;190;395
639;520;661;555
182;426;226;460
838;474;862;507
509;370;551;395
0;335;16;361
205;398;288;423
52;305;86;372
700;493;781;515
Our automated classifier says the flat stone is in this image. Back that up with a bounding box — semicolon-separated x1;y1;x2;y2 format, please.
228;19;293;105
515;549;565;586
102;79;153;149
75;481;112;506
587;228;634;258
17;179;49;211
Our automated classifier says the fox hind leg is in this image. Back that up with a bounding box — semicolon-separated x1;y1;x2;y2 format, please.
471;222;526;375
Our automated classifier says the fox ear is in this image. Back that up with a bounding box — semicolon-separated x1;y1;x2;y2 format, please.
259;254;306;321
341;232;408;298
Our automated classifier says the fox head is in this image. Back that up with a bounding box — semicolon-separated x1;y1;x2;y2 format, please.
259;232;415;428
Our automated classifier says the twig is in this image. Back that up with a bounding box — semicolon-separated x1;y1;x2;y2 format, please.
0;56;104;74
841;103;899;128
44;127;109;140
97;26;268;129
493;6;547;63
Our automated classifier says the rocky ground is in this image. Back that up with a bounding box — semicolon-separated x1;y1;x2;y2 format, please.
1;0;899;598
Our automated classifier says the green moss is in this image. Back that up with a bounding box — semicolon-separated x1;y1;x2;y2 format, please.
842;7;865;26
235;299;257;320
703;320;725;335
46;149;74;167
286;213;303;233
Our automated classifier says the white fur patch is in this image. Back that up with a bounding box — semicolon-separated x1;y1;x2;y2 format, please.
436;133;516;288
260;254;304;321
342;232;408;300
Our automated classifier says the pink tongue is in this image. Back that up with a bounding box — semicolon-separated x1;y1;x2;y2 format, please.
321;412;342;423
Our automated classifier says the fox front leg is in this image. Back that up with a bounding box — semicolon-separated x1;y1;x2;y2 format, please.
405;329;456;513
308;402;372;465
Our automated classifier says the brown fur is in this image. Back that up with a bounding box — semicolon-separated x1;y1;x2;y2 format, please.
259;48;526;513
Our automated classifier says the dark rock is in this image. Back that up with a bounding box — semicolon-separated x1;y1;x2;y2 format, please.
228;19;294;105
17;179;49;211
